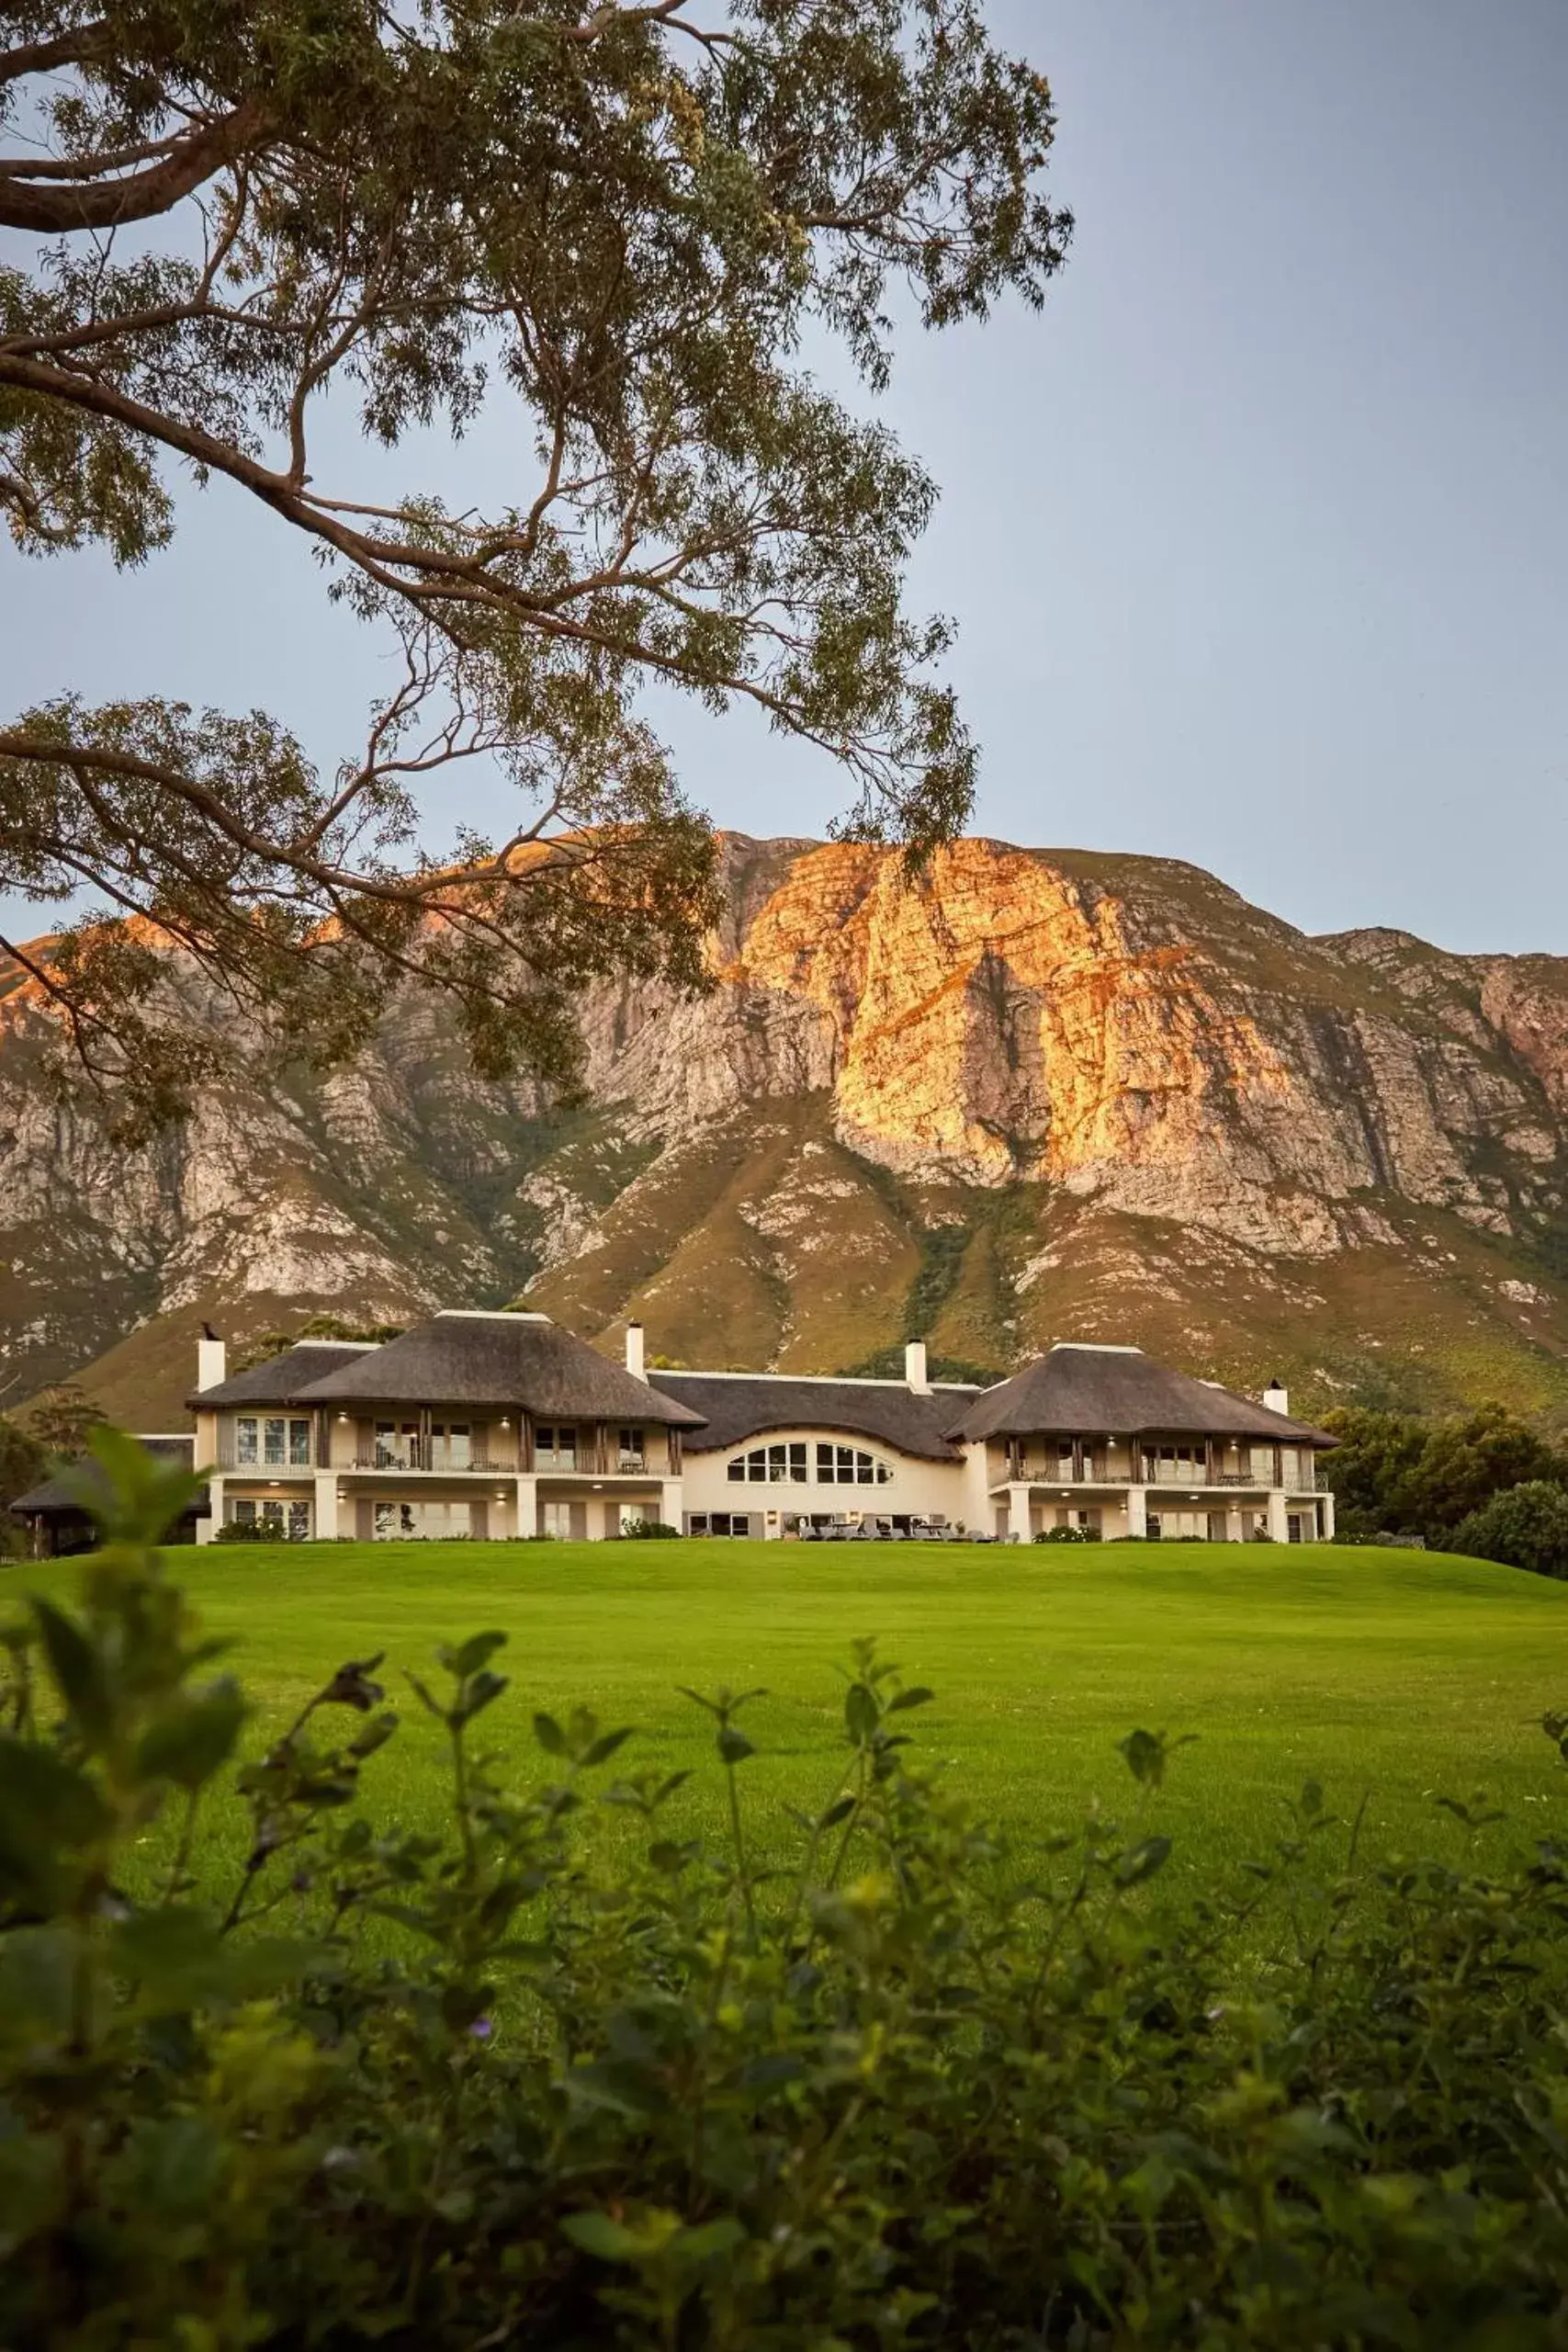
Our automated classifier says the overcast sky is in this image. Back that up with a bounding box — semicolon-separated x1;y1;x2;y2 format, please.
4;0;1566;954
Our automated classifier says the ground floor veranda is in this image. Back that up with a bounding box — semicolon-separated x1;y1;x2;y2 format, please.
992;1481;1334;1544
201;1468;682;1543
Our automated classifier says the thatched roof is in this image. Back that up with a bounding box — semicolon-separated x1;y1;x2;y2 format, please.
189;1340;378;1409
11;1436;204;1518
297;1312;706;1426
946;1345;1335;1446
649;1373;978;1461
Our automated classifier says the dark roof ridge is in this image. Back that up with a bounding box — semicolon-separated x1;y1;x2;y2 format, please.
653;1368;980;1393
647;1371;967;1462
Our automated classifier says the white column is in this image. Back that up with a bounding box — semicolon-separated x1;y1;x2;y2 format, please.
1006;1482;1031;1543
1126;1485;1147;1538
513;1474;537;1538
960;1442;991;1538
197;1474;223;1544
660;1478;683;1532
1267;1490;1289;1543
313;1472;338;1542
1320;1490;1336;1541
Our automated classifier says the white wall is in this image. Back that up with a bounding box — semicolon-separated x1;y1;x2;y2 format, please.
682;1429;971;1528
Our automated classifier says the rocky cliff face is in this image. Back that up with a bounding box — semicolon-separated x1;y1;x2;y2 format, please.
7;834;1568;1429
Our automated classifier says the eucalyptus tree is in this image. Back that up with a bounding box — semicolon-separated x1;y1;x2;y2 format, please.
0;1;1069;1125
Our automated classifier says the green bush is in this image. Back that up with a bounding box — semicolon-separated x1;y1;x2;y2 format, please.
1032;1523;1102;1543
1454;1478;1568;1577
211;1519;279;1544
8;1430;1568;2346
619;1519;682;1540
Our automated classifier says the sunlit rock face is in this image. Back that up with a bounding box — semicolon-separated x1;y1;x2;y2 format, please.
6;832;1568;1424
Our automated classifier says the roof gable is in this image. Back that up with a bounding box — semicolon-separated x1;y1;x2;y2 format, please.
11;1435;202;1517
296;1312;705;1426
944;1345;1334;1445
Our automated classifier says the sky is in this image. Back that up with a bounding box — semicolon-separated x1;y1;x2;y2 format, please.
4;0;1567;954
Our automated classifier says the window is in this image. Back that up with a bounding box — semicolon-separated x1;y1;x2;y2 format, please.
689;1512;750;1538
816;1443;891;1487
540;1499;575;1538
728;1442;808;1484
1149;1443;1205;1486
236;1417;310;1466
618;1426;646;1470
375;1422;421;1468
536;1425;577;1470
231;1497;310;1540
431;1422;471;1469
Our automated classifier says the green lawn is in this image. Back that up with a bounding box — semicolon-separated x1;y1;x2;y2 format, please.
18;1538;1568;1881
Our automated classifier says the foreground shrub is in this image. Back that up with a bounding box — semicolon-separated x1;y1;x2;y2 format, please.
6;1430;1568;2347
1455;1477;1568;1577
620;1518;682;1540
1032;1522;1101;1543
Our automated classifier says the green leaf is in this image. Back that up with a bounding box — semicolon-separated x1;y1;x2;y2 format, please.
127;2118;222;2215
561;2211;641;2262
442;1630;508;1679
0;1734;112;1899
348;1710;399;1760
716;1725;755;1766
0;2132;64;2256
30;1599;112;1747
886;1685;935;1714
674;2216;748;2262
844;1683;879;1745
533;1711;567;1755
404;1671;446;1723
132;1682;246;1791
455;1668;508;1723
1114;1836;1172;1890
581;1726;633;1769
819;1795;856;1829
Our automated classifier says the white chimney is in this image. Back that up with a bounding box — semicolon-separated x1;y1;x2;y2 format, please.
1262;1377;1289;1418
905;1340;931;1395
197;1327;227;1392
625;1320;646;1382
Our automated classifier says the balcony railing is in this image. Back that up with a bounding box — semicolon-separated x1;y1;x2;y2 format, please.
345;1453;514;1475
214;1453;314;1474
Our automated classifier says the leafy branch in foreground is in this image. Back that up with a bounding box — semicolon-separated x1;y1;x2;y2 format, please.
0;0;1072;1125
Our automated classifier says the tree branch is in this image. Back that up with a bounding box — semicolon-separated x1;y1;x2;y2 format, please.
0;97;272;232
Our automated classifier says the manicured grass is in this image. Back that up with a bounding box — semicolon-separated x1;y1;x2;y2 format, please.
17;1539;1568;1881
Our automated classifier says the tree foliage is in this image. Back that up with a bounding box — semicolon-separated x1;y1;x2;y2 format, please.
1324;1401;1568;1548
230;1313;405;1377
0;0;1071;1127
0;1411;44;1509
1453;1479;1568;1581
22;1377;104;1460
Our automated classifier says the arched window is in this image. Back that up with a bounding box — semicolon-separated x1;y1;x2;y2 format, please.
728;1442;808;1484
816;1443;892;1487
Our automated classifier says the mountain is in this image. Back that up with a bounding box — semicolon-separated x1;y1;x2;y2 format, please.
7;833;1568;1431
